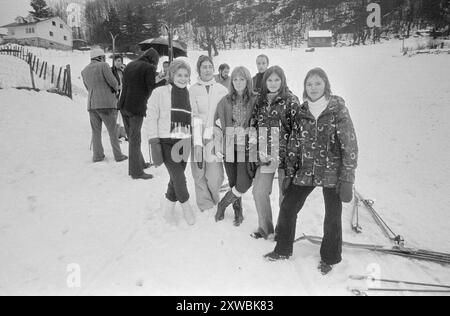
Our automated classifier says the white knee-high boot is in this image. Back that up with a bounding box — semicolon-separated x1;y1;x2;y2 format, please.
180;201;196;226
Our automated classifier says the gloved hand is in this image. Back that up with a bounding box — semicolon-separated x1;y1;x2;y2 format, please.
337;181;354;203
216;151;224;160
149;138;164;168
194;145;203;170
259;151;270;164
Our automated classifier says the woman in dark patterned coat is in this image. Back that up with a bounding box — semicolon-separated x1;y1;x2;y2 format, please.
250;66;301;240
264;68;358;276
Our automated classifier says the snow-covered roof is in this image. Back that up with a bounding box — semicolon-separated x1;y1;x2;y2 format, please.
1;16;52;28
308;30;333;38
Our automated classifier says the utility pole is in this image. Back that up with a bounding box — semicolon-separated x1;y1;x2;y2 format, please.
110;32;120;65
164;25;174;63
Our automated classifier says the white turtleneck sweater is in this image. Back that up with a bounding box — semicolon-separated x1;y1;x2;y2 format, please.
308;96;329;120
189;77;228;145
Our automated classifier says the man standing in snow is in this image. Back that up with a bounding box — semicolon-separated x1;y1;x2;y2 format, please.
214;63;231;90
81;48;128;163
253;55;269;94
155;61;170;87
118;48;160;180
111;55;127;141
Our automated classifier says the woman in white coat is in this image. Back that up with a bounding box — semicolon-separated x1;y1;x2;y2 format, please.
190;55;229;212
145;60;196;225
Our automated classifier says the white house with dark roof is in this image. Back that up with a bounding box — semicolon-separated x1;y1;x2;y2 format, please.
1;15;73;50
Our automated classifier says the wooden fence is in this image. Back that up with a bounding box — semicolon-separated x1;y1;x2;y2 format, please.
0;44;72;99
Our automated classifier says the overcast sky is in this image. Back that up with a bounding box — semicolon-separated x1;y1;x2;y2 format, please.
0;0;32;27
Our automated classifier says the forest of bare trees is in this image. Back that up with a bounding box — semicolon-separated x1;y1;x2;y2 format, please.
48;0;449;56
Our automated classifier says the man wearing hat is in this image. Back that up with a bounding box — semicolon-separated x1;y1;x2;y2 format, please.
82;48;128;163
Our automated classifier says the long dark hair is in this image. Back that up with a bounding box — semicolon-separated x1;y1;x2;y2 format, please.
260;66;289;101
303;67;332;101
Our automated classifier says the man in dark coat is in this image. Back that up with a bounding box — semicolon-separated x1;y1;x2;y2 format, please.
118;48;160;180
252;54;269;94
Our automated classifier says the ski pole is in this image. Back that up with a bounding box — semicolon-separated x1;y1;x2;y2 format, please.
351;195;362;233
355;190;404;245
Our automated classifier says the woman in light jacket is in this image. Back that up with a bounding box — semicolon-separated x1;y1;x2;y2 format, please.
190;55;229;212
145;60;196;225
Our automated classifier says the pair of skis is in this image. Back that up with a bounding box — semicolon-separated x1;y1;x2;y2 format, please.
295;235;450;265
348;275;450;296
294;189;450;295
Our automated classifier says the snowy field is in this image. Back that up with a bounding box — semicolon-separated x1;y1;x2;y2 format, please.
0;40;449;296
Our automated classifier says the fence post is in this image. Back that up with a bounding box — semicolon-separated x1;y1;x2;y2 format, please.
66;65;72;99
36;59;40;74
51;65;55;84
39;61;45;78
32;55;36;72
62;68;67;93
29;62;36;90
43;62;47;80
56;67;62;90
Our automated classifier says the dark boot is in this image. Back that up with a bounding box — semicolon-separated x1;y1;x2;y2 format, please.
131;172;154;180
215;190;239;222
233;198;244;227
263;251;291;262
318;261;333;275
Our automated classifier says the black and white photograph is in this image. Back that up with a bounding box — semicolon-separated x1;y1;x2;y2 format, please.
0;0;449;298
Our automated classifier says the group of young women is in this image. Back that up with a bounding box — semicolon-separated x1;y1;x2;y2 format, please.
144;55;358;274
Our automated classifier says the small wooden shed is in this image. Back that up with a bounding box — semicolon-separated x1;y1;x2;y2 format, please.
308;30;333;48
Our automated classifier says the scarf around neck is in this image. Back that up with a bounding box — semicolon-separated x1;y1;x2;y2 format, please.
170;83;192;139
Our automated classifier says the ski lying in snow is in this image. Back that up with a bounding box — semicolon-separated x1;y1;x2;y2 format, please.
349;275;450;289
294;235;450;265
349;287;450;296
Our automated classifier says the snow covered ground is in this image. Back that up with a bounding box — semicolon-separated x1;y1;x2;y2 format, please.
0;55;55;90
0;40;449;296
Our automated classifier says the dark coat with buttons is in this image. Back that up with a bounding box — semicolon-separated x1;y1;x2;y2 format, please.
281;95;358;188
